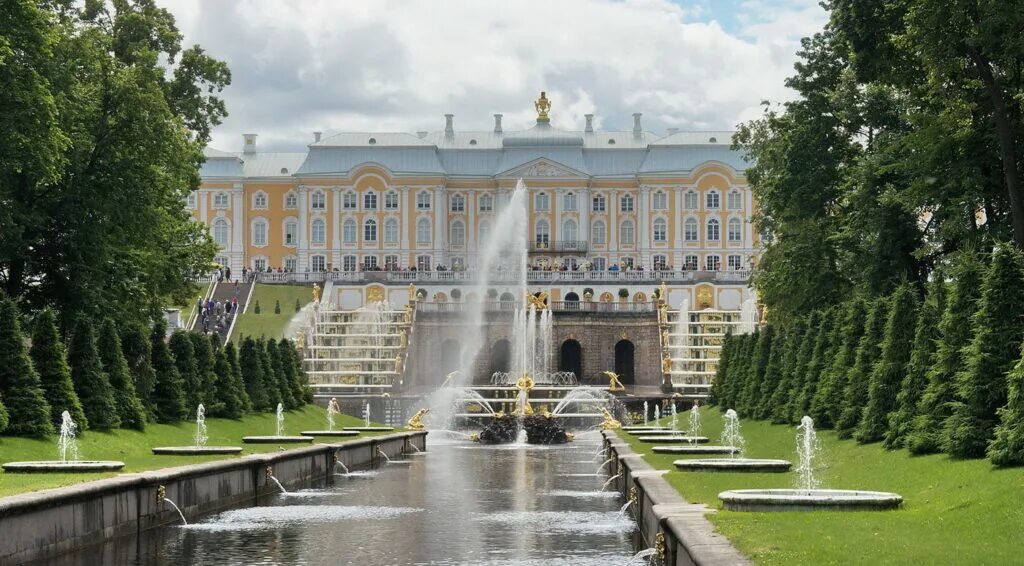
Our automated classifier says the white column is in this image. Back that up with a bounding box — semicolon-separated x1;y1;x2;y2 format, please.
673;186;684;268
297;186;309;269
434;186;448;266
231;185;244;272
399;187;410;265
638;186;650;265
467;190;476;258
744;185;754;246
331;186;342;269
609;189;618;256
579;187;590;250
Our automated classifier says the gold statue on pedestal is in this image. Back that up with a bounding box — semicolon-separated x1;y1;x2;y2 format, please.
394;353;404;374
406;408;429;431
662;356;673;374
659;282;668;304
600;408;622;430
534;91;552;123
526;290;549;311
512;373;536;416
312;283;321;303
408;283;417;303
603;371;625;392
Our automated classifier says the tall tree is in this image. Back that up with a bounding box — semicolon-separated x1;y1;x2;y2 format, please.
30;308;86;429
785;311;822;423
755;324;788;419
836;298;890;438
67;318;120;430
169;332;200;413
0;298;53;437
769;317;808;424
97;319;147;430
119;322;157;419
795;309;838;420
811;299;867;428
739;326;774;416
259;338;283;410
189;332;223;415
150;318;186;423
223;340;251;414
989;343;1024;466
279;338;306;408
240;337;270;412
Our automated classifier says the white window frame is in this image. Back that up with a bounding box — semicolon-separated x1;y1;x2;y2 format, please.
620;194;634;213
535;192;549;212
252;191;268;210
707;218;720;241
653;218;667;242
450;194;465;212
684;190;698;210
251;218;268;247
384;191;399;210
311;190;326;211
384;218;399;243
213;191;229;209
705;190;720;210
310;255;326;272
343;219;357;244
592;194;606;212
652;191;667;210
284;218;297;247
620;220;635;245
592;220;606;245
364;218;377;242
212;218;229;248
416;191;431;210
535;219;550;248
728;218;742;242
706;254;721;271
284;191;297;209
450;220;466;246
563;192;577;211
311;218;326;245
727;190;742;210
343;191;357;210
363;191;378;210
562;219;578;242
416;217;431;243
684;217;698;242
479;194;494;212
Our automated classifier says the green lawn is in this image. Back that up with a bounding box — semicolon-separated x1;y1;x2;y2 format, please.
619;408;1024;565
0;405;396;498
232;284;313;343
166;281;210;320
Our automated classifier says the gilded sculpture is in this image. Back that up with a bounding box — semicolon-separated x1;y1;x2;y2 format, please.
526;290;549;311
534;91;552;122
406;408;429;431
602;370;625;392
600;408;622;430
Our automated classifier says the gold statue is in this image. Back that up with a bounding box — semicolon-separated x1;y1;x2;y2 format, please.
600;408;622;430
406;408;429;431
513;373;536;416
662;329;670;346
470;433;480;442
662;356;672;374
312;283;321;303
408;283;417;303
603;371;625;392
395;353;404;374
659;282;668;304
526;290;549;311
534;91;552;122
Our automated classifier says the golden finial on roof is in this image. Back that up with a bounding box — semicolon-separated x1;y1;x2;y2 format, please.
534;91;552;123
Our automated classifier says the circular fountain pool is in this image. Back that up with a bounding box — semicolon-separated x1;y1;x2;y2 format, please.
300;430;361;437
673;458;791;473
242;436;314;444
2;460;125;473
152;446;244;455
342;426;395;432
718;489;903;512
651;445;739;455
637;435;708;443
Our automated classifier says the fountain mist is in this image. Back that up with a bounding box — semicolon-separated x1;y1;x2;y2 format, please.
58;411;79;463
688;401;702;440
326;398;340;431
194;404;208;448
275;403;285;437
795;415;820;492
721;409;744;457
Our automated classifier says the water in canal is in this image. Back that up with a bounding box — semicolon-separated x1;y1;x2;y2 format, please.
56;434;638;565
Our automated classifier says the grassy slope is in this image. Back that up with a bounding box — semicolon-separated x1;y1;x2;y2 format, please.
232;284;312;343
0;405;396;498
619;409;1023;565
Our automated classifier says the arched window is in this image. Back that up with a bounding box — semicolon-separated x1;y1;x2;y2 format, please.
385;191;399;210
652;191;667;210
450;194;465;212
284;255;297;272
284;191;297;209
705;190;720;210
311;219;326;244
417;218;431;243
592;220;606;245
213;192;229;209
535;219;550;248
684;190;698;210
535;192;549;212
620;220;635;245
728;218;742;242
707;218;720;241
653;218;667;242
251;218;268;246
727;190;742;210
416;191;431;210
342;219;356;244
562;219;578;242
592;194;606;212
212;218;229;247
479;194;494;212
253;191;268;210
311;190;326;210
284;219;297;246
684;218;698;242
450;221;466;246
364;218;377;242
479;220;491;244
563;192;577;211
384;218;398;243
620;194;634;212
363;191;377;210
343;191;357;210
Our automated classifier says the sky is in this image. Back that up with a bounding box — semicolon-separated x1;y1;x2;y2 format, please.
162;0;828;152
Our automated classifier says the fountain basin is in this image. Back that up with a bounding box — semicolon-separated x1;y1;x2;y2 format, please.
674;458;792;473
151;447;243;455
343;427;395;432
651;445;738;455
718;489;903;512
2;461;125;473
621;426;673;433
637;436;708;443
300;430;361;437
241;436;314;444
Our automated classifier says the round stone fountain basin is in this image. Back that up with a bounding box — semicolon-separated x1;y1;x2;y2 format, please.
651;445;739;455
2;461;125;473
151;446;244;455
300;430;361;437
241;436;314;444
674;458;792;473
718;489;903;512
637;436;709;444
343;426;395;432
622;426;673;433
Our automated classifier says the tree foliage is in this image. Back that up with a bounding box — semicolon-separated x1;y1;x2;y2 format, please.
150;318;185;423
836;299;889;438
0;298;53;437
97;319;147;430
67;317;120;431
30;308;86;429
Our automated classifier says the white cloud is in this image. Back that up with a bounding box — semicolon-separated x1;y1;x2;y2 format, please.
161;0;827;151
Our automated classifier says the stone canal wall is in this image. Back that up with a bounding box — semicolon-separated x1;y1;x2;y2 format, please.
602;431;750;566
0;432;426;565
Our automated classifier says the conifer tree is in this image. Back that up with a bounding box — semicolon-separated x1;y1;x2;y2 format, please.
989;344;1024;466
190;333;224;416
240;337;270;411
279;338;306;407
755;324;787;419
210;336;243;418
67;318;120;430
150;319;187;423
857;285;919;444
907;255;982;454
944;247;1024;458
0;394;8;434
794;310;837;421
769;316;808;424
811;299;867;428
710;334;734;406
267;339;296;409
120;323;157;420
259;338;283;409
783;311;821;423
223;340;252;413
739;326;773;416
97;319;147;430
836;298;889;439
169;332;201;413
30;308;86;429
885;278;946;449
725;334;753;410
0;298;54;437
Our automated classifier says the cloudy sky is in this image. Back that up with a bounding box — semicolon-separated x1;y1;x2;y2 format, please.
163;0;828;152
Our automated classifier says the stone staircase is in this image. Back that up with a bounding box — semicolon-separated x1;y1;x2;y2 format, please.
663;308;745;400
187;279;253;343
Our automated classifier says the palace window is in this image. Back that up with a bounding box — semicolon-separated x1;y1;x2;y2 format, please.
311;190;326;211
563;192;577;211
311;219;326;244
728;218;742;242
343;219;356;244
284;191;297;209
728;254;743;270
364;191;377;210
342;255;357;272
705;190;720;210
186;192;196;209
212;218;229;247
653;218;667;242
417;218;431;243
417;191;431;210
451;257;465;270
364;218;377;242
591;220;606;245
479;194;494;212
363;255;378;270
653;255;667;270
619;220;635;245
384;218;399;243
706;255;721;271
620;257;634;269
620;194;634;213
284;256;297;272
535;192;549;212
684;218;698;242
684;190;698;210
284;220;297;246
385;191;399;210
592;194;606;212
562;219;578;242
450;194;465;212
417;255;432;271
707;218;720;241
251;219;268;246
451;221;466;246
684;255;698;270
535;220;550;249
385;255;400;270
727;190;742;210
253;191;268;210
253;256;268;271
652;191;668;210
591;257;606;271
311;255;326;272
343;192;357;210
214;192;229;209
479;220;491;244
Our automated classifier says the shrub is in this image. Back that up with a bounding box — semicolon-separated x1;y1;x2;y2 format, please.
279;338;307;407
810;299;867;428
31;308;87;430
783;311;821;423
0;395;8;434
835;298;889;438
150;318;187;423
741;328;774;416
240;337;271;411
97;319;147;430
989;344;1024;466
768;316;808;424
254;301;261;314
169;331;201;413
0;298;54;437
295;298;301;312
211;335;246;418
794;310;837;421
755;323;788;419
274;300;281;314
258;338;282;410
267;339;296;409
189;333;223;415
68;318;120;431
618;288;629;299
119;323;157;421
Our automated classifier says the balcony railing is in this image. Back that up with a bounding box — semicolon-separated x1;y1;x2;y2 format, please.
258;269;753;285
529;240;589;252
416;301;658;313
